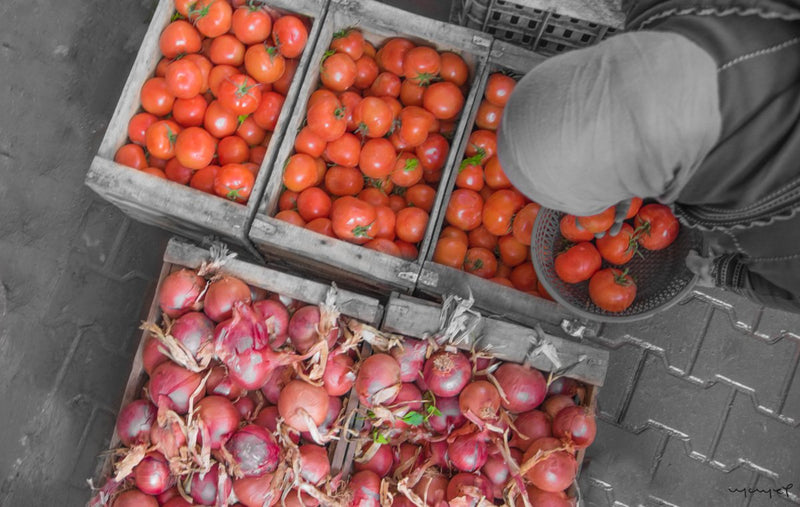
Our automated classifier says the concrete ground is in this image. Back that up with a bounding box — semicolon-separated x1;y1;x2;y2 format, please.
0;0;797;506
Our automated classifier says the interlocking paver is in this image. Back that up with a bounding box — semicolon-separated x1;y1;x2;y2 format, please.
593;342;648;422
70;404;116;489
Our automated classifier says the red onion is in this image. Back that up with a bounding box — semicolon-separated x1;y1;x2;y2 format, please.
303;395;341;440
542;395;576;420
349;470;382;507
322;353;356;396
427;440;450;470
355;353;402;407
188;462;231;506
111;489;158;507
458;381;501;423
390;338;428;382
448;432;488;472
299;444;331;485
254;406;300;444
142;336;169;375
234;395;257;420
278;380;330;432
214;301;271;358
170;311;214;358
158;269;204;318
446;473;492;504
354;444;393;477
148;361;204;414
552;405;597;449
412;472;449;506
494;363;547;413
133;451;172;495
116;399;156;447
204;276;252;322
483;448;522;499
252;299;290;348
207;365;248;400
392;443;422;476
393;497;416;507
547;377;579;397
196;395;241;449
156;487;180;505
150;416;186;460
422;351;471;397
509;410;552;451
427;395;465;434
269;293;305;314
518;486;576;507
287;305;338;353
162;499;192;507
390;383;424;429
228;424;281;476
283;489;316;507
522;437;577;493
232;473;276;507
260;365;293;404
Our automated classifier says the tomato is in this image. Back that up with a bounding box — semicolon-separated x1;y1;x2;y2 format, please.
368;72;401;98
331;29;365;60
485;73;515;107
512;203;541;246
589;268;637;312
455;162;484;191
359;138;396;179
163;158;192;184
245;44;286;84
253;91;285;131
554;242;602;284
208;65;239;97
149;156;168;170
231;6;272;44
146;120;182;160
236;116;267;145
423;167;442;184
308;89;338;111
140;167;167;179
354;97;393;138
320;52;357;92
336;91;360;131
468;225;498;250
440;225;469;243
560;214;595;242
510;263;538;291
577;206;616;234
217;135;249;165
537;280;554;301
175;0;194;16
398;106;435;147
217;73;261;115
439;52;469;86
208;34;245;66
155;58;170;78
331;196;377;244
446;189;483;231
483;155;510;190
354;55;379;90
376;38;414;75
115;143;147;169
190;0;232;38
306;217;335;237
283;153;319;192
403;46;440;85
475;100;502;130
182;54;212;94
498;234;528;267
172;95;207;128
415;133;449;172
164;59;202;99
390;153;423;187
433;236;468;269
295;126;326;158
423;81;464;120
175;126;216;169
395;240;418;260
140;77;175;116
357;187;389;208
214;163;255;203
439;120;457;138
324;133;360;167
406;184;436;213
483;189;525;236
396;207;428;244
271;57;296;96
296;187;332;221
275;209;306;227
190;165;219;193
388;194;406;213
279;189;299;211
365;175;393;194
399;79;425;107
381;96;403;121
635;204;680;250
465;130;497;159
325;165;364;196
596;223;637;265
373;205;397;240
159;20;202;59
496;262;512;279
364;238;401;257
127;113;158;146
464;247;498;278
272;15;308;58
249;145;267;166
204;100;238;138
307;97;347;142
625;197;644;219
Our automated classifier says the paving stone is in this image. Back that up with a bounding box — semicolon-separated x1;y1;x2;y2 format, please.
782;359;800;423
746;475;799;506
590;342;647;422
74;199;128;267
69;405;117;489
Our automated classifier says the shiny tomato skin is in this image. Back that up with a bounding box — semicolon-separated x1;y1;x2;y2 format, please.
190;165;220;194
422;81;464;120
359;138;396;179
445;189;483;231
331;29;365;60
306;217;335;237
439;52;469;86
324;133;360;167
433;237;468;269
403;46;441;85
390;152;423;188
217;135;250;165
554;242;602;284
115;144;148;169
357;187;390;208
128;113;158;146
465;130;497;160
140;77;175;117
208;65;239;97
498;234;528;267
577;207;616;234
175;126;217;169
368;72;401;98
145;120;182;160
190;0;232;38
253;91;285;131
354;97;393;138
376;38;414;75
364;238;401;257
372;205;397;240
213;163;255;203
164;157;193;185
236;116;267;146
330;196;377;244
354;55;379;90
231;6;272;44
217;73;261;115
635;204;680;250
395;240;418;260
320;52;357;92
294;126;326;158
275;209;306;227
482;189;525;236
307;97;347;142
483;155;510;190
625;197;644;219
208;34;246;66
455;163;484;192
398;106;435;147
485;73;515;107
283;153;319;192
464;247;498;278
415;133;449;172
204;100;238;138
296;187;332;221
325;166;364;196
272;15;308;58
475;100;502;130
395;207;429;244
512;203;541;246
159;20;202;58
589;268;637;312
165;59;203;99
406;184;436;213
399;79;425;107
468;225;498;251
596;223;637;265
172;95;208;128
559;214;595;242
245;44;286;84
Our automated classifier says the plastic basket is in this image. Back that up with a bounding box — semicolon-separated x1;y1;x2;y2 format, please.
532;207;703;323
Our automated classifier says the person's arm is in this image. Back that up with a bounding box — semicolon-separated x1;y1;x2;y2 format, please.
713;254;800;313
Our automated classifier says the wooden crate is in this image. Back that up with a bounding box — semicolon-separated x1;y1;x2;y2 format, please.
249;0;493;296
85;0;328;258
414;40;601;334
96;237;384;489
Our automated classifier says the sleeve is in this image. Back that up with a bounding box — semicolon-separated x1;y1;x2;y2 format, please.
713;253;800;313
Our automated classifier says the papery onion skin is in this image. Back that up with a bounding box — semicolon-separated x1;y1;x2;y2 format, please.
422;350;471;398
349;470;382;507
354;444;393;478
204;276;252;322
427;395;465;434
483;448;522;499
515;486;576;507
354;353;402;408
448;432;488;472
111;489;159;507
142;336;170;375
412;472;449;506
170;311;215;358
234;395;257;420
158;269;204;318
391;338;428;382
252;298;290;349
196;395;241;449
188;462;231;506
542;394;576;420
547;377;579;397
552;405;597;449
522;437;577;493
278;380;330;432
494;363;547;413
391;443;423;476
207;365;247;400
458;381;501;422
133;451;173;495
299;444;331;485
445;473;493;503
302;395;341;441
150;417;187;460
228;424;281;476
260;365;293;404
509;409;552;451
323;353;356;396
287;305;338;353
162;496;193;507
233;473;277;507
148;361;205;414
116;399;157;447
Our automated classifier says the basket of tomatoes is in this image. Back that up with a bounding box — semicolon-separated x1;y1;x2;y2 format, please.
531;201;703;323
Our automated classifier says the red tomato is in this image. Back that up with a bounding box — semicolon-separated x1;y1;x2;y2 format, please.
446;189;483;231
331;29;365;60
388;194;406;213
368;72;401;98
441;225;468;243
635;204;680;250
297;187;332;221
237;116;267;146
249;145;267;165
395;207;429;244
373;205;397;240
596;223;638;265
359;138;396;179
175;0;194;16
190;0;232;38
485;73;515;107
208;64;239;97
231;6;272;44
483;155;510;189
577;206;616;234
364;238;401;257
159;20;201;58
146;120;182;160
560;214;595;242
214;163;255;203
381;96;403;121
512;203;541;246
204;100;238;138
468;225;498;251
155;57;170;78
217;136;250;165
320;52;357;92
307;97;347;142
173;95;208;128
475;100;502;130
279;189;299;211
625;197;644;219
455;163;484;191
589;268;637;312
358;187;390;208
415;133;449;172
164;158;193;184
283;153;319;192
308;89;338;110
403;46;440;85
208;34;245;66
433;236;468;269
295;126;326;158
395;240;418;260
423;81;464;120
306;218;335;237
464;247;498;278
399;79;425;107
354;55;379;90
354;97;393;138
398;107;435;147
330;196;377;244
390;153;423;187
245;44;286;84
165;59;203;99
181;54;211;94
127;113;158;146
272;15;308;58
510;263;538;291
275;209;306;227
483;189;525;236
217;73;261;115
253;91;285;131
325;165;364;196
406;184;436;213
376;38;414;75
498;234;528;267
140;77;175;117
554;242;602;284
270;58;295;95
140;167;167;179
115;144;147;169
324;133;360;167
439;52;469;86
175;126;216;169
465;130;497;160
190;165;219;193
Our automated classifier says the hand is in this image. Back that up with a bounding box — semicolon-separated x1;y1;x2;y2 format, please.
685;249;716;288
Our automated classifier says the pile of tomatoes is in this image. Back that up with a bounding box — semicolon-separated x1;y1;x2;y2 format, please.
276;29;472;259
113;0;310;204
555;201;680;312
432;72;548;295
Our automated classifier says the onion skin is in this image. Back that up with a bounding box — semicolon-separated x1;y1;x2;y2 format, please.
170;311;215;358
196;395;241;450
228;424;281;476
158;269;204;318
392;443;423;476
426;440;450;470
542;395;576;420
323;353;356;396
278;380;330;432
427;396;465;434
148;361;204;414
389;383;423;429
516;486;576;507
233;473;277;507
253;299;290;348
422;351;471;398
303;395;342;441
133;451;173;495
260;365;293;404
349;470;382;507
522;437;577;493
391;338;428;382
494;363;547;413
116;399;156;447
509;410;552;451
552;405;597;449
234;395;257;420
150;416;187;460
354;353;402;407
412;472;449;506
483;448;522;499
207;365;248;400
445;473;493;503
458;381;501;422
162;499;193;507
204;276;252;322
188;462;231;506
354;444;393;478
156;487;180;505
448;432;488;472
299;444;331;485
287;305;338;353
142;336;170;375
111;489;159;507
254;405;300;445
547;377;579;397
